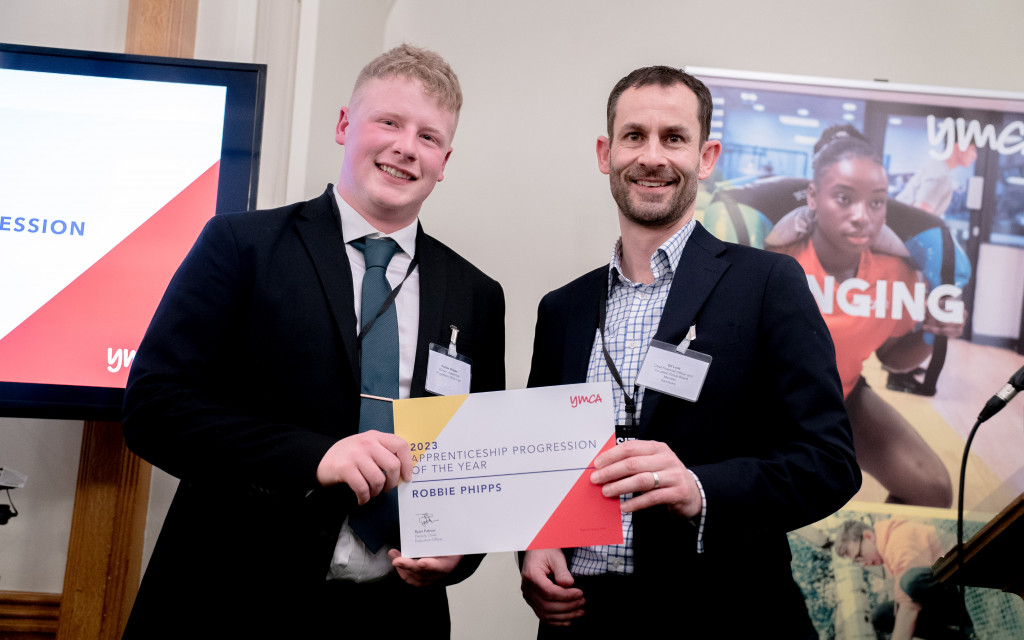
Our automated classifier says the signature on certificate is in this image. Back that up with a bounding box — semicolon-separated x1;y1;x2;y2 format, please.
418;512;437;527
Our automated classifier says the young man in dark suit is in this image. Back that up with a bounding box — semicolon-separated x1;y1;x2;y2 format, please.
519;66;860;638
122;44;504;639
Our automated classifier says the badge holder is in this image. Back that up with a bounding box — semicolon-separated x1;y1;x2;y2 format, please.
636;325;711;402
425;325;472;396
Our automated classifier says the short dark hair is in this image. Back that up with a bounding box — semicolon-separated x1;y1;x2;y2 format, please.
606;66;713;144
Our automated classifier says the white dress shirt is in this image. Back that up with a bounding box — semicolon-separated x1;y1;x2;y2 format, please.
327;187;420;582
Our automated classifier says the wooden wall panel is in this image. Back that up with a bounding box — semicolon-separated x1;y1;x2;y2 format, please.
0;591;60;639
56;422;151;640
48;3;198;639
125;0;198;58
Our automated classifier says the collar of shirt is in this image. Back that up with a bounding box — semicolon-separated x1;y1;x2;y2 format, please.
607;218;694;292
334;187;418;257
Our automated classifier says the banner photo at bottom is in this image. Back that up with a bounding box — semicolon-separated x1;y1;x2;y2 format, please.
394;382;622;558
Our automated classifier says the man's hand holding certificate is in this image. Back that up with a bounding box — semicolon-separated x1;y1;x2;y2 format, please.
393;382;622;558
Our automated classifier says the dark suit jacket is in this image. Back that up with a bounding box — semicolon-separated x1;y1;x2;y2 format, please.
122;187;504;638
528;223;859;636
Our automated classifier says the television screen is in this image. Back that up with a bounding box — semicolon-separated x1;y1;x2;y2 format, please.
0;43;266;420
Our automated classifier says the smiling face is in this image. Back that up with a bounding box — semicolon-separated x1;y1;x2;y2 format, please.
597;83;720;232
335;75;457;232
808;155;888;266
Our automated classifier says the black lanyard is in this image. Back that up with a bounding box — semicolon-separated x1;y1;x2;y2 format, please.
597;278;640;432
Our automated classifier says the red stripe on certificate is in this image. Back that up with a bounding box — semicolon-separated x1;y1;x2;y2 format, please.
527;434;622;549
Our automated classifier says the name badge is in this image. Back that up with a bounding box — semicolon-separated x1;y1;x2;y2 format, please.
425;343;472;396
636;339;711;402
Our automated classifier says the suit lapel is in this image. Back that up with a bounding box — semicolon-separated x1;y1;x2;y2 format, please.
639;223;730;434
565;269;607;384
412;225;445;397
295;187;360;384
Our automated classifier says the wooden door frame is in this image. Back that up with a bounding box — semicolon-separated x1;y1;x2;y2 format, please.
56;4;198;634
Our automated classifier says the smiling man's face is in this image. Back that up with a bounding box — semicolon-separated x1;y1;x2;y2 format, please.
597;83;718;231
335;75;457;232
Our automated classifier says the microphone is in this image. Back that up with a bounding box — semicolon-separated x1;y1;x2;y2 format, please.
977;364;1024;422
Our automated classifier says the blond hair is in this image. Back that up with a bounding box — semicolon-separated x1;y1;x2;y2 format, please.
354;44;462;115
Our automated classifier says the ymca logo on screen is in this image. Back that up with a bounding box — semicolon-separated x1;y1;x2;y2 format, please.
0;216;86;236
107;348;137;373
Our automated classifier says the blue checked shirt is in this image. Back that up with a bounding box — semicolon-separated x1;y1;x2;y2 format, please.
570;220;707;576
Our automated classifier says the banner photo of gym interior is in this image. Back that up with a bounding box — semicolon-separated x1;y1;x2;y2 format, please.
690;67;1024;638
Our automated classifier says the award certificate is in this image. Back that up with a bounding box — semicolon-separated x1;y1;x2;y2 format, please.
394;382;622;557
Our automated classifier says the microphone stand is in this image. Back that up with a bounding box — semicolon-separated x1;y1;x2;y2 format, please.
954;364;1024;607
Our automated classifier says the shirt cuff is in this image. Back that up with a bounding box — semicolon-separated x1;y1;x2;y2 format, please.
688;469;706;554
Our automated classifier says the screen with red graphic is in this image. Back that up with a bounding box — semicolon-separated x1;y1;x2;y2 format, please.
0;44;265;420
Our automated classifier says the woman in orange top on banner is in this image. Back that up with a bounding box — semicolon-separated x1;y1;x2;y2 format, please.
767;125;963;507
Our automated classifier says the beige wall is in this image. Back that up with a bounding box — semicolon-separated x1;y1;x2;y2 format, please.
1;0;1023;637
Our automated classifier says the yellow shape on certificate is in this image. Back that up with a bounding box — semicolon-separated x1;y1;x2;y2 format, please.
392;393;468;444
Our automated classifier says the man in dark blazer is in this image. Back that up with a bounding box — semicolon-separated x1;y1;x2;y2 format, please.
122;45;503;639
520;66;860;638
